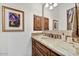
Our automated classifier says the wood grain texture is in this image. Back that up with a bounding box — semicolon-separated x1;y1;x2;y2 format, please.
33;15;49;31
32;38;60;56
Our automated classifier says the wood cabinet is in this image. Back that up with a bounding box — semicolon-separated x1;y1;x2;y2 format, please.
32;39;36;56
34;15;42;31
35;40;50;56
44;17;49;30
32;38;60;56
34;15;49;31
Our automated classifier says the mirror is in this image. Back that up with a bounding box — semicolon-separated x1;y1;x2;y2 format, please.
42;3;59;31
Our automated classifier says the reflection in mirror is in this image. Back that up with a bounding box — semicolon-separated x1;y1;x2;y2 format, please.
42;3;58;31
53;20;58;30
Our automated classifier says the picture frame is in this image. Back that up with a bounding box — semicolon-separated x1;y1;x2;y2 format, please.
67;7;75;30
2;6;24;32
53;20;58;30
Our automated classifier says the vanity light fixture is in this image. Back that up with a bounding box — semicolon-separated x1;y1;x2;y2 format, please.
53;3;58;7
44;3;58;10
45;3;49;8
49;5;53;10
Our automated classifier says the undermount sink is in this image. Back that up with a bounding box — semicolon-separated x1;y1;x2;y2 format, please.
53;40;76;53
41;36;49;39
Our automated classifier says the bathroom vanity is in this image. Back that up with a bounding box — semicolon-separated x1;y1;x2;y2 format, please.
32;38;60;56
32;32;79;56
32;3;79;56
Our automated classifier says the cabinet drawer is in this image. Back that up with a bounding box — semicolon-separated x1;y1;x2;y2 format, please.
35;40;50;55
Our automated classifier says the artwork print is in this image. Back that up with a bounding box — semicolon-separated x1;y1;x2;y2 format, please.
9;12;20;27
67;8;74;30
53;20;58;30
2;6;24;32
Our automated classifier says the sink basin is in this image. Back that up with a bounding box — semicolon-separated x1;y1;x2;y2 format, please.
53;40;76;54
41;37;49;39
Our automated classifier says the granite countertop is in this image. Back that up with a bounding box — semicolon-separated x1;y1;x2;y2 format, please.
32;34;79;56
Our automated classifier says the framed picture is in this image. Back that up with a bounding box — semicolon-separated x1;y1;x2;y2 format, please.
53;20;58;30
2;6;24;32
67;7;75;30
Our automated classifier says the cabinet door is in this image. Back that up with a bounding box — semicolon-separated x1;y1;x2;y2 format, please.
35;47;44;56
34;15;42;31
35;40;50;56
32;39;36;56
34;15;49;31
44;17;49;30
32;39;60;56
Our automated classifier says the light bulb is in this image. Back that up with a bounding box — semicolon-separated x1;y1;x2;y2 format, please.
53;3;58;7
49;6;53;10
45;3;49;8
